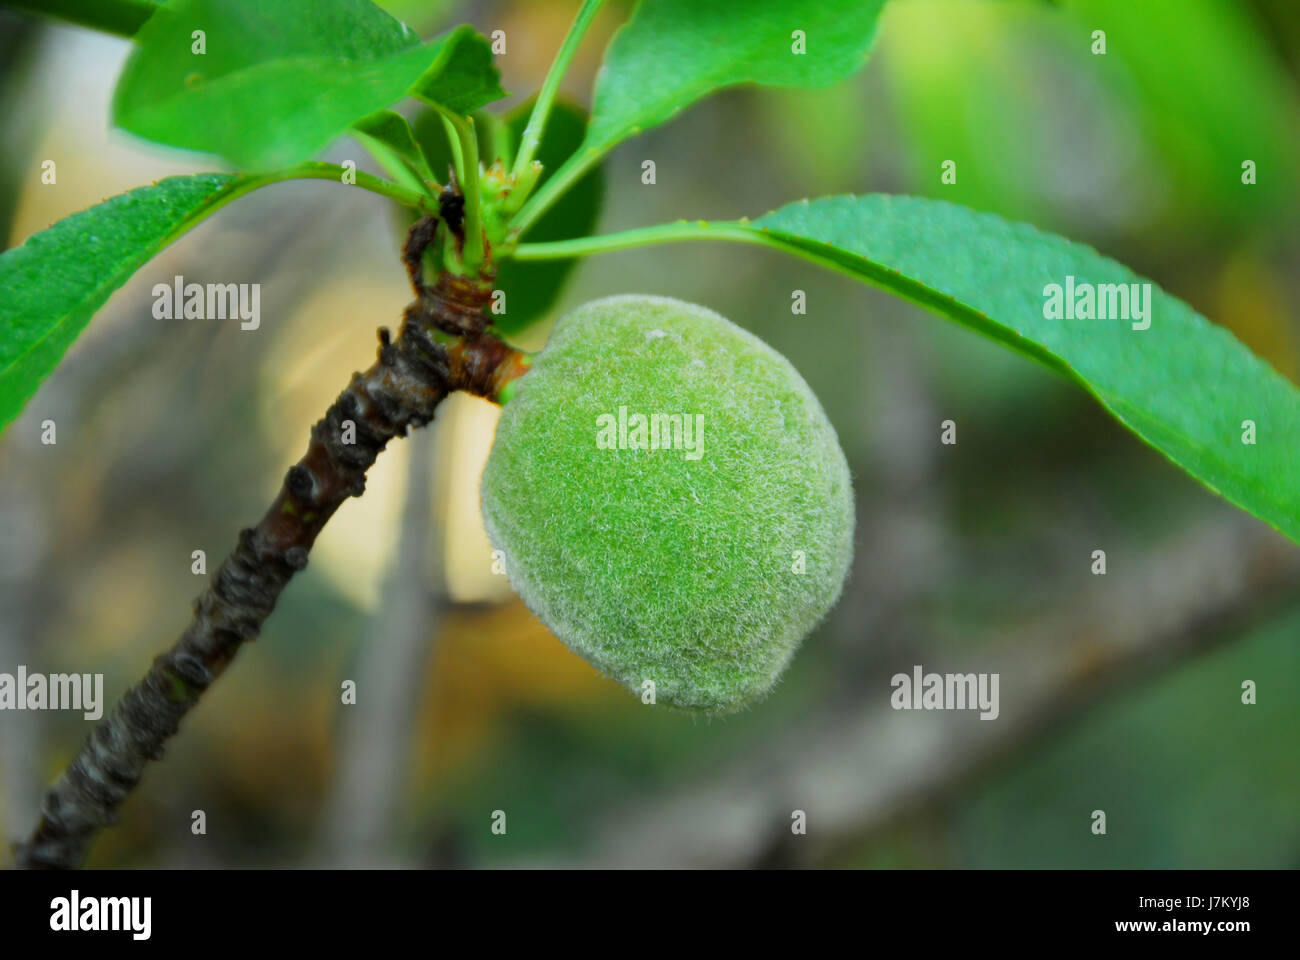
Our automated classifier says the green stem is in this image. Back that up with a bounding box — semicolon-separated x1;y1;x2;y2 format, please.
242;162;435;213
512;220;766;259
3;0;158;37
513;218;1075;382
511;0;607;186
440;111;485;270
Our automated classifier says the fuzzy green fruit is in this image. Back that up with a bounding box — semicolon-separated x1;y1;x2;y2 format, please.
481;295;854;712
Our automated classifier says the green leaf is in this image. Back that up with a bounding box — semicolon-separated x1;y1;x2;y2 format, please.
587;0;887;154
495;98;605;336
512;0;887;234
750;195;1300;543
353;109;435;187
112;0;497;170
0;174;236;431
0;163;417;434
409;24;507;115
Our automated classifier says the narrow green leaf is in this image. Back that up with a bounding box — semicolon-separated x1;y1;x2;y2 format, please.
0;164;422;434
513;0;887;233
354;109;436;186
0;174;235;430
112;0;496;170
409;24;507;115
587;0;887;155
750;195;1300;543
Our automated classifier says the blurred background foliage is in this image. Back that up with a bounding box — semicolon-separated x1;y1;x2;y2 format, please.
1;0;1298;868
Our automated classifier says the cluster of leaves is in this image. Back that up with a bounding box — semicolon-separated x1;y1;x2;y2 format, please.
2;0;1299;548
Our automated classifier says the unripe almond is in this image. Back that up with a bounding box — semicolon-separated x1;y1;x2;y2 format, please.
481;295;854;712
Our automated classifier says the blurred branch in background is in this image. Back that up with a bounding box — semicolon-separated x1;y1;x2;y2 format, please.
552;511;1299;868
0;13;40;242
316;427;444;868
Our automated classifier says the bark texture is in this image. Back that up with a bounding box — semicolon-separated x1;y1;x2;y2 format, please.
17;216;527;869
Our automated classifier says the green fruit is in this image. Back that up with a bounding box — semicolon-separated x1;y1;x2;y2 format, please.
480;295;854;712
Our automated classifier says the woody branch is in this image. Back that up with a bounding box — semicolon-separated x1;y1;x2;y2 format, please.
16;211;527;870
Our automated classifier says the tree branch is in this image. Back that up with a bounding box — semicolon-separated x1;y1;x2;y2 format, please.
16;216;527;869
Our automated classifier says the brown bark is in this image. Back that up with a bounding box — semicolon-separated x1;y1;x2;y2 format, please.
16;216;527;869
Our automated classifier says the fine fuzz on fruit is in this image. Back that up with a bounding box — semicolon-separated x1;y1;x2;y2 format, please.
481;295;854;712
